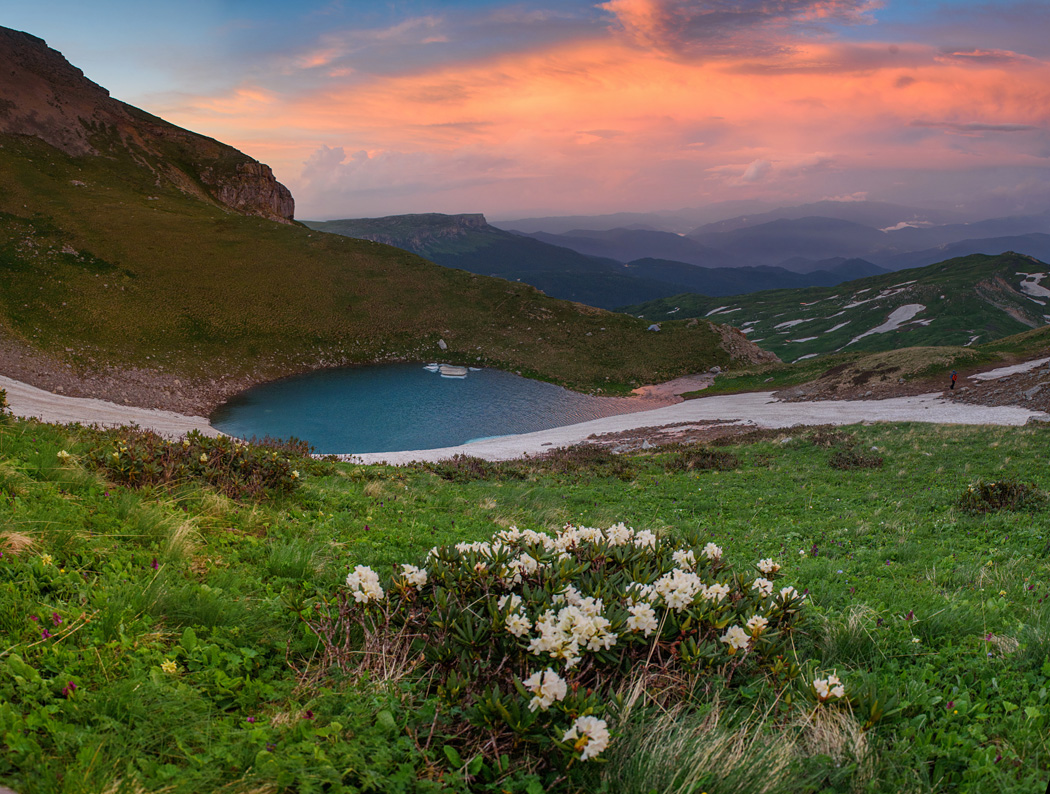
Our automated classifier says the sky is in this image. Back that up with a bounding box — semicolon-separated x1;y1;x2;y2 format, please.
4;0;1050;221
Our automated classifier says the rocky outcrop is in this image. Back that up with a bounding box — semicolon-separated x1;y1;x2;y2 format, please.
0;26;294;223
206;161;295;223
708;321;780;366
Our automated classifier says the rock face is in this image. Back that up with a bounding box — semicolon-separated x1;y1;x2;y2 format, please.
0;26;294;223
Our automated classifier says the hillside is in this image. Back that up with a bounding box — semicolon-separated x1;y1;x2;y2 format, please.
0;27;764;412
625;252;1050;362
305;214;890;307
302;213;692;309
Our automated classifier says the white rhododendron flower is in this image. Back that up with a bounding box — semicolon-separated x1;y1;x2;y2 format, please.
779;585;803;601
752;578;774;598
626;582;656;606
672;549;696;570
522;668;568;712
757;558;781;575
827;673;845;699
703;542;723;561
528;604;618;667
506;552;539;582
720;625;750;652
626;602;659;636
746;614;769;635
701;582;730;602
345;565;384;603
400;564;428;590
633;529;658;549
506;612;532;638
654;568;704;612
498;594;523;612
814;673;846;701
605;522;634;546
563;715;610;761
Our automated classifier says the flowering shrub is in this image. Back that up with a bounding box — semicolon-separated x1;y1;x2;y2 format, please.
304;522;807;771
88;428;312;499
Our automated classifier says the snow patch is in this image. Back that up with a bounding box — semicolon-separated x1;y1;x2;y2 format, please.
774;318;811;330
789;337;818;343
793;353;819;362
825;321;850;334
705;306;730;316
970;357;1050;381
1017;272;1050;299
845;304;926;346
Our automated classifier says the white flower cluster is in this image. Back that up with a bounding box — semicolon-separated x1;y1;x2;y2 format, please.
720;625;750;652
346;565;384;603
399;564;428;590
522;668;568;712
529;602;617;668
626;602;659;636
654;568;703;611
813;673;845;701
703;542;723;561
745;614;769;635
757;558;781;575
653;569;730;613
563;715;611;761
752;577;774;598
672;549;696;570
499;593;533;637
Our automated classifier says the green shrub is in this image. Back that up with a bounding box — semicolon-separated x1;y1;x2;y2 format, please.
829;448;883;470
87;428;306;499
664;447;740;473
958;478;1045;514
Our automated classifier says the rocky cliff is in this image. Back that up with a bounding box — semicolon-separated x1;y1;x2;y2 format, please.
0;26;294;223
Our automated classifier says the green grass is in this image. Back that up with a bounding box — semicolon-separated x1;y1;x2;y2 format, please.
0;133;733;401
2;413;1050;792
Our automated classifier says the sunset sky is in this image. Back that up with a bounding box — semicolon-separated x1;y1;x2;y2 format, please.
6;1;1050;220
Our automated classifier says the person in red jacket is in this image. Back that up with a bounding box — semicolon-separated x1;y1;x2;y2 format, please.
950;370;958;390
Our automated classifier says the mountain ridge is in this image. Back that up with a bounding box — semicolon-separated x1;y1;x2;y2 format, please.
0;26;294;224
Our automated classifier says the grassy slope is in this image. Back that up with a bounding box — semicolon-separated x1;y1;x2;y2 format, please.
2;414;1049;792
624;253;1048;363
689;325;1050;400
0;133;729;398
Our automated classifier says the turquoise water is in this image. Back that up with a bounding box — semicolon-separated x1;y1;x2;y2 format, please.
210;363;642;454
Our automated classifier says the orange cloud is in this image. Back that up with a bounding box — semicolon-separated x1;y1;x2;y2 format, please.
155;26;1050;217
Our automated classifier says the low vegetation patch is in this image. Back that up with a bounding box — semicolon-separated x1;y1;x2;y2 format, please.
663;446;741;473
828;447;884;470
958;478;1046;514
85;428;318;499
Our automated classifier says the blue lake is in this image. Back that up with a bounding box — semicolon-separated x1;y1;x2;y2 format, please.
210;363;644;454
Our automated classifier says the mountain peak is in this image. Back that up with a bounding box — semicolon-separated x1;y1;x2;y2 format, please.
0;26;294;223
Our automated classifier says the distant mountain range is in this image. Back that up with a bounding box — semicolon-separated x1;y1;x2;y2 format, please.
625;252;1050;362
495;203;1050;276
304;214;889;309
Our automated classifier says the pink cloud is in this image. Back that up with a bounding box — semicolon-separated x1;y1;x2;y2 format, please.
151;15;1050;218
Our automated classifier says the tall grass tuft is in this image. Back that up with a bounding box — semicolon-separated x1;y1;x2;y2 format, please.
604;703;809;794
